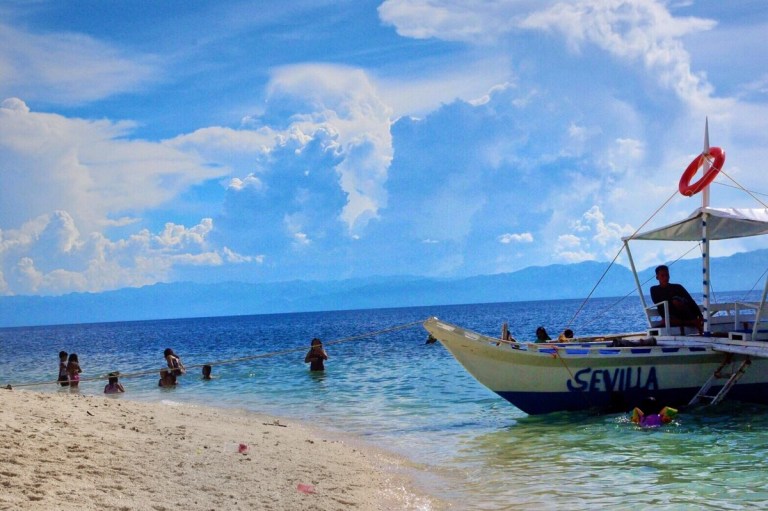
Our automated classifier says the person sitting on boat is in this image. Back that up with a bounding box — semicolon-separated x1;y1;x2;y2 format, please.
535;326;551;343
557;329;574;342
631;396;677;428
650;265;704;335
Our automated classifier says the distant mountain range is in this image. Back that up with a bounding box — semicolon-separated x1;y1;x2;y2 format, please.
1;249;767;327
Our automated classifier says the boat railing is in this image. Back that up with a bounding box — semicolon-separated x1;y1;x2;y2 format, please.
645;300;676;336
730;302;768;341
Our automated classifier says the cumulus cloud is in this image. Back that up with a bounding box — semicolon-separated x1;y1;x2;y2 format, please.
0;23;158;104
498;232;534;243
0;212;257;296
0;99;269;295
520;0;717;106
378;0;520;43
379;0;727;113
0;99;226;235
265;63;394;235
552;205;635;264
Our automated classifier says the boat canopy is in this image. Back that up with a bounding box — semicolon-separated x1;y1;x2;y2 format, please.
625;207;768;242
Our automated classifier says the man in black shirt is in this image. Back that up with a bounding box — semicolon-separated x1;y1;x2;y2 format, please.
650;265;704;334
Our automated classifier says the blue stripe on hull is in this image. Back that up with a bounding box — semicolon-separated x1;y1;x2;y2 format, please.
497;382;768;415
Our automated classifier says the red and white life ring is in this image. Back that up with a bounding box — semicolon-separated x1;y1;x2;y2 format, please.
678;146;725;197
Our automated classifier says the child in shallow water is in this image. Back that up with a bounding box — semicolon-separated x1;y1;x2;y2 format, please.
67;353;82;389
158;369;177;387
58;351;69;387
631;396;677;427
104;372;125;394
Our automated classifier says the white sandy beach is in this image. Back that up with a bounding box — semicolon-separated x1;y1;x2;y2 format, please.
0;389;440;511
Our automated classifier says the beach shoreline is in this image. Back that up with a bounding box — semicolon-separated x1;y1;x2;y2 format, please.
0;388;444;511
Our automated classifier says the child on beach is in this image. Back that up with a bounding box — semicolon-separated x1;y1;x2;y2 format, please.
58;351;69;387
164;348;186;376
631;396;677;428
67;353;82;388
104;372;125;394
304;338;328;371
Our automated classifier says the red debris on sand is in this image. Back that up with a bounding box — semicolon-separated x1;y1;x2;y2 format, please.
297;483;316;494
238;443;249;454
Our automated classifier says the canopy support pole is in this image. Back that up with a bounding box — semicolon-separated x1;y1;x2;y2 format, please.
625;241;650;326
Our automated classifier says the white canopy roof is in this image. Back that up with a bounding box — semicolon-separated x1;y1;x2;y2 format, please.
625;207;768;241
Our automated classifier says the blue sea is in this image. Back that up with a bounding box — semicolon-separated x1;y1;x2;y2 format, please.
3;295;768;510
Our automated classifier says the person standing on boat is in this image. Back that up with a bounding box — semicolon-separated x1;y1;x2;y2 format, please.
650;265;704;334
304;338;328;371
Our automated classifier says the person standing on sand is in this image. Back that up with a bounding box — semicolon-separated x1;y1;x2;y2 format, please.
58;351;69;387
304;338;328;371
67;353;82;389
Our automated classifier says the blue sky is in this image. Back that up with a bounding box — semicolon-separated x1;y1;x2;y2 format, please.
1;0;768;296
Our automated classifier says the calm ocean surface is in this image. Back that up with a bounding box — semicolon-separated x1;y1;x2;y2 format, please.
3;295;768;510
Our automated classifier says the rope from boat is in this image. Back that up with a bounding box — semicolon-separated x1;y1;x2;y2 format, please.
549;346;596;409
708;173;768;303
2;320;424;390
715;171;768;209
566;190;680;329
574;243;701;332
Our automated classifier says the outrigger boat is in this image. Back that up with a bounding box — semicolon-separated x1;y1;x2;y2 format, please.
424;125;768;415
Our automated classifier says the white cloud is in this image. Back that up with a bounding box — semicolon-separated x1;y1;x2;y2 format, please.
580;205;635;247
0;213;257;296
557;234;581;248
0;99;226;235
0;23;158;104
265;63;394;235
378;0;521;43
222;247;263;264
227;174;264;191
520;0;717;106
498;232;533;243
552;206;637;264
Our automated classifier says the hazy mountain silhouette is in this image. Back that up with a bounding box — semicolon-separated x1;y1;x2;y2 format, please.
1;249;766;327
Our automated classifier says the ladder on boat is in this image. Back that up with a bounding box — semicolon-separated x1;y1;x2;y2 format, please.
688;356;752;407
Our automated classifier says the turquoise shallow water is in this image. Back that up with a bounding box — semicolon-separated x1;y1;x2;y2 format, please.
3;296;768;510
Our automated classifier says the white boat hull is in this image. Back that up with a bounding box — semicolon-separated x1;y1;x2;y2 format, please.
424;317;768;415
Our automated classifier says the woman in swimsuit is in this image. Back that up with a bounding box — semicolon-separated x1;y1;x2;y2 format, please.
164;348;186;376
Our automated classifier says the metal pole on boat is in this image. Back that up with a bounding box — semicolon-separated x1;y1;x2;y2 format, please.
624;240;650;325
753;274;768;341
701;119;712;336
